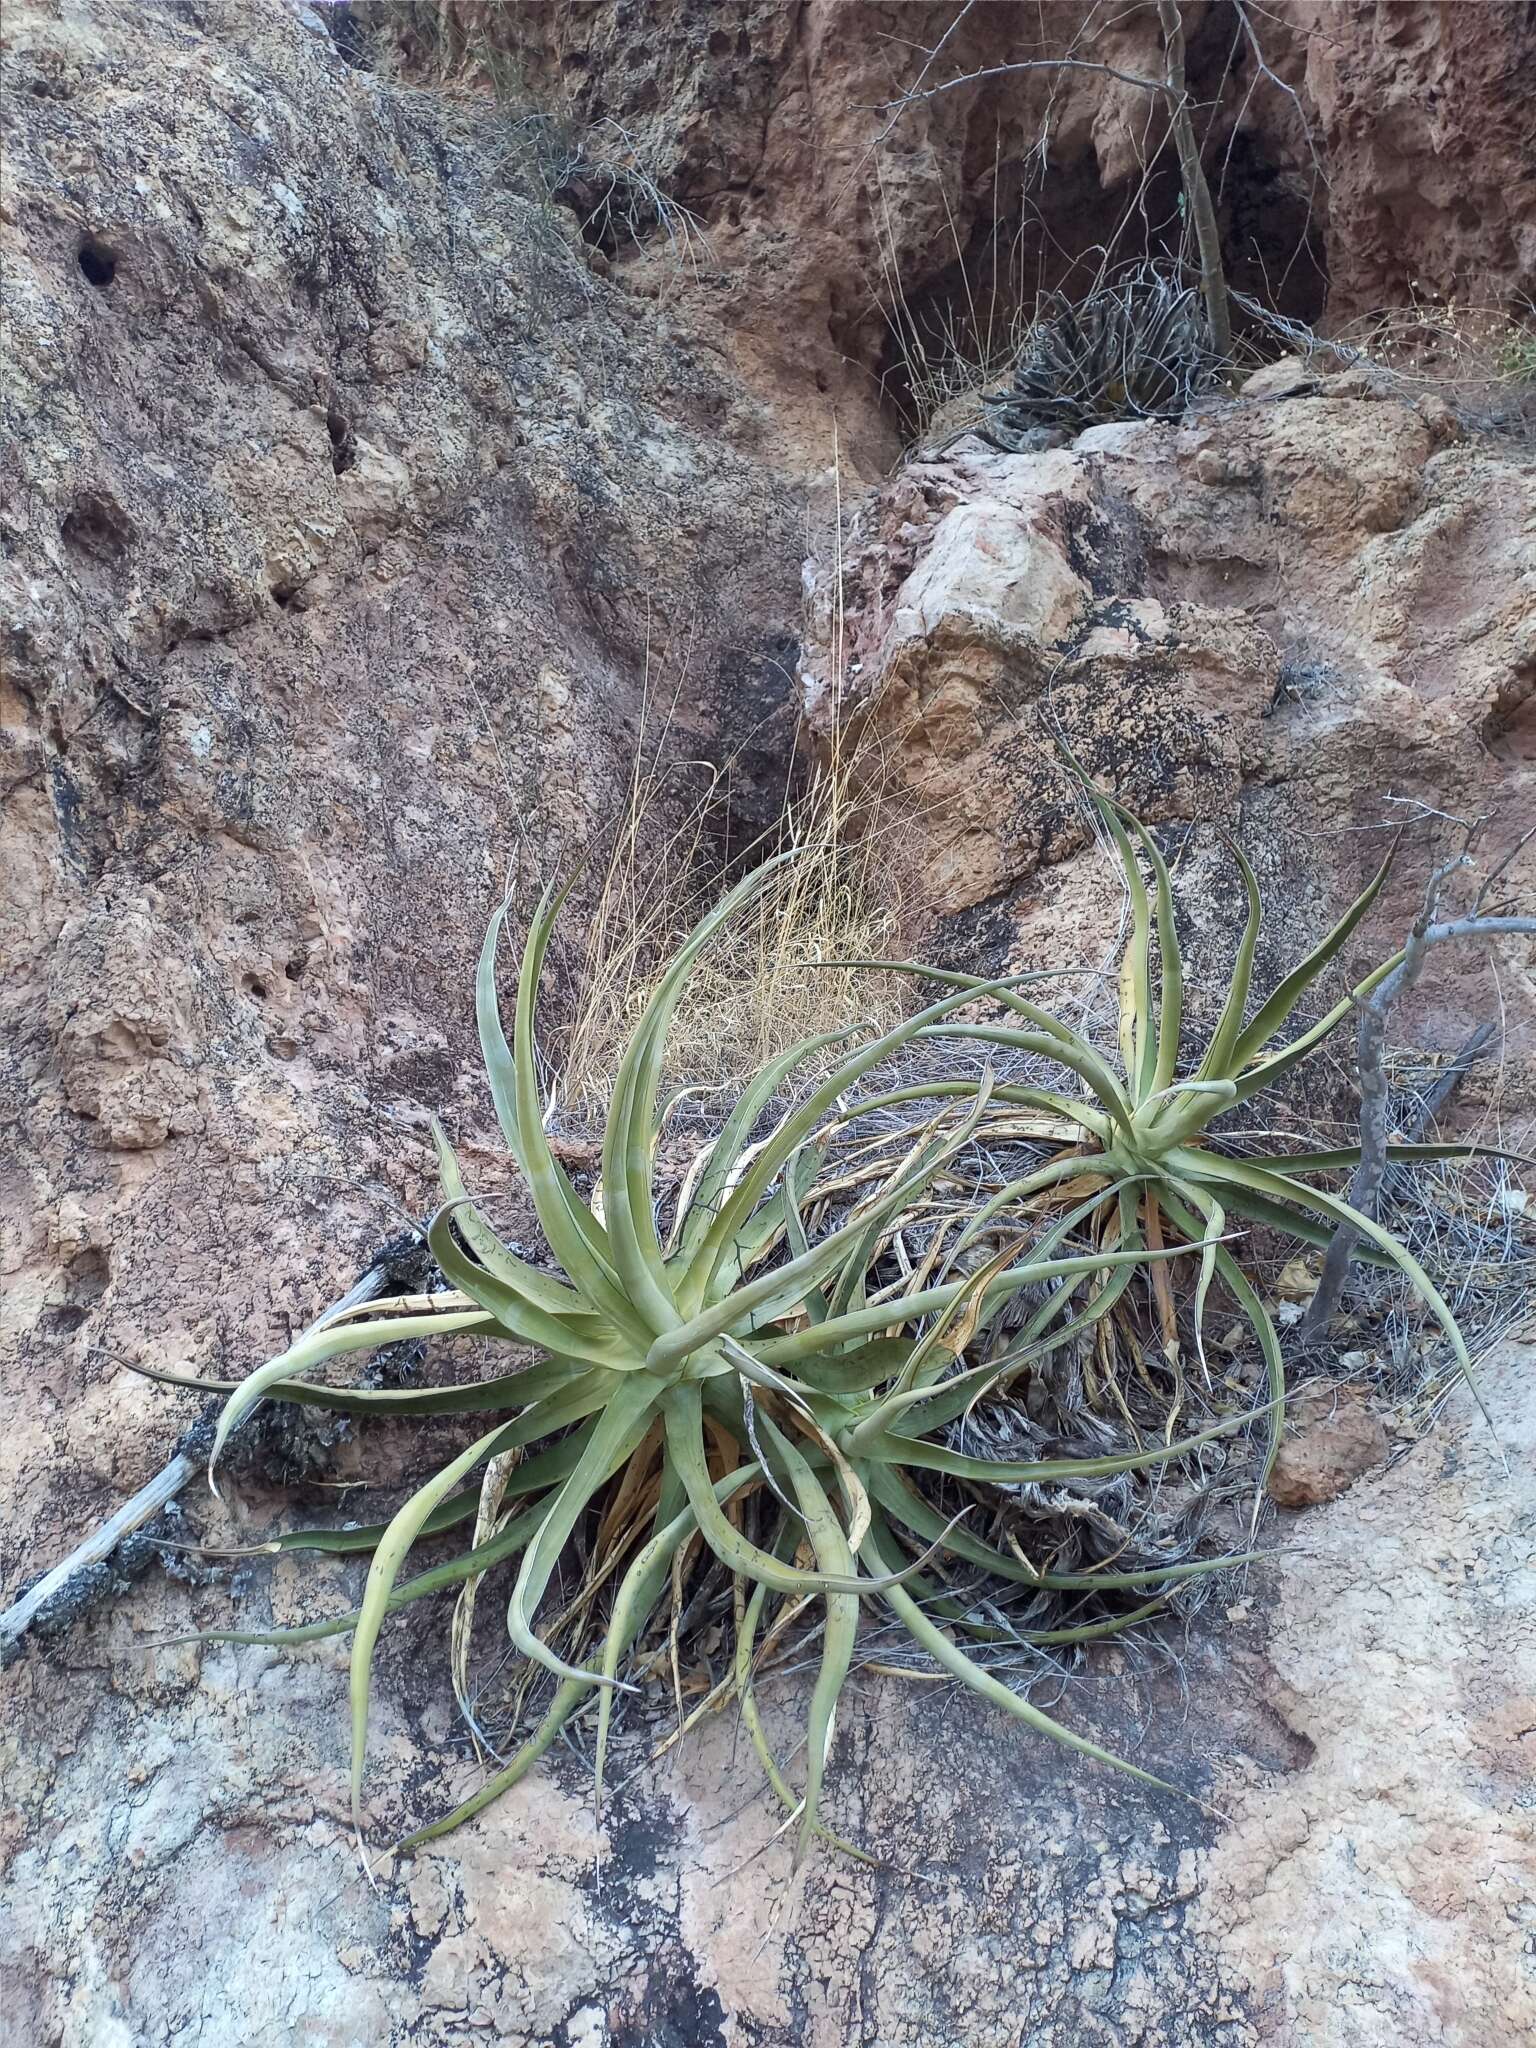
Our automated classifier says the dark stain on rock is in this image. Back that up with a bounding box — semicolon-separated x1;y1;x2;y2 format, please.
930;884;1030;976
1056;489;1148;602
709;629;806;855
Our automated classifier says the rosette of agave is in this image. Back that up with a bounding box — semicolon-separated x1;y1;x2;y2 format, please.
160;779;1491;1859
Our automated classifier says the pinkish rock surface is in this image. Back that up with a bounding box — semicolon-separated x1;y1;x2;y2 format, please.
2;3;1533;2044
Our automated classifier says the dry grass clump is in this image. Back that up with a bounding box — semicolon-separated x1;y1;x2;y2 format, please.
556;751;903;1115
1231;286;1536;436
336;4;709;271
1330;290;1536;390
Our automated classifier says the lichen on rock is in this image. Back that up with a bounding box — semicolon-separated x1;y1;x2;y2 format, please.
2;2;1535;2044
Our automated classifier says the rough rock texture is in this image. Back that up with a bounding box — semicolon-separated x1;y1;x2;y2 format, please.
4;3;1536;2045
802;358;1536;1108
1287;0;1536;320
478;0;1536;433
0;0;806;1593
1265;1384;1390;1509
1197;1343;1536;2045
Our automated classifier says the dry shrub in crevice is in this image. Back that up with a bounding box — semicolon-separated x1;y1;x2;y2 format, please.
550;695;907;1117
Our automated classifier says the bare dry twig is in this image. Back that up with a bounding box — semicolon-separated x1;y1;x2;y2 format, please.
1302;834;1536;1338
870;2;1232;364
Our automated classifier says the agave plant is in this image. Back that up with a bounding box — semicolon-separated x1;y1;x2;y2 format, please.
862;781;1501;1481
982;266;1214;445
164;854;1259;1860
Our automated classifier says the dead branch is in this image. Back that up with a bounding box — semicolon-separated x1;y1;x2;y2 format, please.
875;56;1174;107
1156;0;1231;360
1301;846;1536;1339
0;1247;413;1662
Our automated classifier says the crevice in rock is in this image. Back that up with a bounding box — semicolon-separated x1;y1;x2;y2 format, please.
325;402;358;475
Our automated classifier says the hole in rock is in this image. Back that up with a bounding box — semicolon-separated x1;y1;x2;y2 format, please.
69;1247;110;1305
61;491;132;562
326;405;357;476
78;237;118;288
40;1304;89;1337
241;973;269;1001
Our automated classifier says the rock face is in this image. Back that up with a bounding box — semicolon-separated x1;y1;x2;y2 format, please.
802;359;1536;1102
3;3;1536;2046
1197;1343;1536;2047
1;0;805;1583
479;0;1536;432
1291;0;1536;320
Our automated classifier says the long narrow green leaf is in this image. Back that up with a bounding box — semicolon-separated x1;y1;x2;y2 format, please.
592;1465;761;1819
673;1026;863;1262
759;1337;916;1396
660;1384;943;1597
706;1088;993;1350
602;856;794;1333
706;1144;820;1308
842;961;1132;1131
759;1414;858;1863
504;1373;659;1689
1229;845;1397;1068
350;1421;527;1831
126;1354;583;1417
860;1525;1184;1798
1161;1156;1394;1269
858;1401;1251;1484
176;1505;546;1647
431;1121;592;1318
913;1024;1119;1139
1184;1152;1470;1371
474;895;531;1160
1235;1142;1529;1172
780;1142;829;1326
949;1155;1117;1267
750;1237;1210;1369
1092;794;1157;1103
1166;1173;1226;1375
218;1432;592;1557
1227;950;1403;1107
209;1309;497;1475
504;883;638;1327
346;1375;625;1810
850;1077;1104;1131
1194;831;1262;1082
392;1678;592;1852
426;1203;634;1367
683;972;1052;1312
1158;1180;1286;1489
1121;801;1184;1097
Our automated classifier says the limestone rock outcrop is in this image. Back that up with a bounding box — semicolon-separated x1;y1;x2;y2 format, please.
802;360;1536;1103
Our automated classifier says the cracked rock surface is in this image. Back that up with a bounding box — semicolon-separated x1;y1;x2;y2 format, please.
3;1350;1530;2045
3;3;1534;2044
